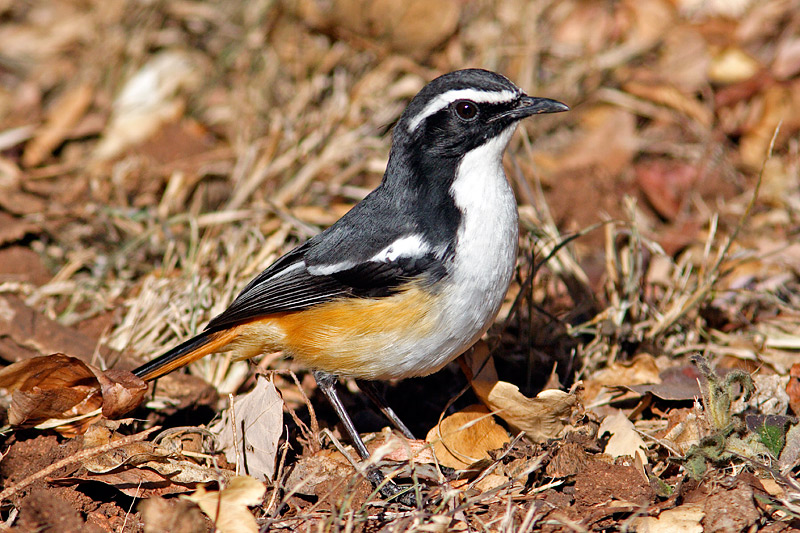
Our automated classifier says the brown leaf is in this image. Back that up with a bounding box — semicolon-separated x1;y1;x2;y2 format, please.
634;160;699;221
209;375;283;481
630;503;705;532
96;369;148;419
548;106;638;176
425;404;510;470
0;246;51;285
139;496;210;533
93;51;200;162
22;83;93;167
0;212;40;246
0;353;102;428
53;467;193;499
583;353;663;404
623;81;713;126
709;47;761;85
0;294;110;364
182;476;265;533
773;38;800;80
786;363;800;416
598;411;648;465
629;364;702;401
0;353;148;436
461;342;580;442
284;449;356;497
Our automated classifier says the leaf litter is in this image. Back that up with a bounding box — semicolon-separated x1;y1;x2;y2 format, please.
0;0;800;531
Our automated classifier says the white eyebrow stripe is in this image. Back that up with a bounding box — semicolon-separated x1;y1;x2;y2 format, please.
406;88;519;132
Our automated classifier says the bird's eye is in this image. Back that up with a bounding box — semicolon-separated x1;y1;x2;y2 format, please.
454;100;478;120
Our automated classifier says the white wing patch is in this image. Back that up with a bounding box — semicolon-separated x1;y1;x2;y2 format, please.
406;88;519;133
306;260;356;276
370;234;430;263
306;235;431;277
266;261;305;280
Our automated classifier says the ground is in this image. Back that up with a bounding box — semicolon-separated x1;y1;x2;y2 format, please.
1;0;800;531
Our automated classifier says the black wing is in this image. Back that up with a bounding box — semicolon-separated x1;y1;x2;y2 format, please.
204;185;456;332
204;236;448;332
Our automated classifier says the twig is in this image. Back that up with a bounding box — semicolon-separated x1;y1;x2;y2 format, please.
0;426;160;502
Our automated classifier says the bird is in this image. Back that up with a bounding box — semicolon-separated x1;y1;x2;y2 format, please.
132;68;568;497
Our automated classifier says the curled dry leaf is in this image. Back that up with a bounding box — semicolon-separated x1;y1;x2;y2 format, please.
0;353;147;436
182;476;266;533
367;428;436;464
461;342;579;442
55;425;233;498
425;404;510;470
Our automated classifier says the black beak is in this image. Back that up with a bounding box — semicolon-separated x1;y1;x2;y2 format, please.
493;95;569;122
518;96;569;115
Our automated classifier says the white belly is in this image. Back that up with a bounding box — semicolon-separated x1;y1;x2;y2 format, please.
382;127;519;379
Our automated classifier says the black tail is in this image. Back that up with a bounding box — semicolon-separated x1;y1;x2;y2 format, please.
132;328;237;382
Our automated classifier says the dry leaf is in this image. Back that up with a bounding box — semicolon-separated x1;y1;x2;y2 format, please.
0;294;111;364
54;467;193;499
0;212;40;246
583;353;662;405
787;363;800;416
709;47;761;85
599;411;648;465
630;503;704;533
22;83;93;167
182;476;265;533
543;106;638;176
0;353;147;436
284;449;357;496
634;161;698;220
209;374;283;481
82;425;231;484
425;404;510;470
139;496;209;533
0;353;103;430
96;368;150;419
739;85;792;169
462;343;579;442
772;38;800;80
366;427;436;464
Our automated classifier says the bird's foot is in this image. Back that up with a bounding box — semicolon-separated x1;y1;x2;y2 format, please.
366;467;426;507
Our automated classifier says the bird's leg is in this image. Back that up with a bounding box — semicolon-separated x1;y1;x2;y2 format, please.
312;371;415;503
355;379;416;440
313;370;371;460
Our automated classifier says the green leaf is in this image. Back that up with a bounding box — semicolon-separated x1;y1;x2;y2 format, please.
758;420;786;457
